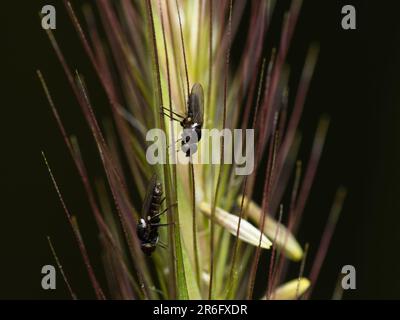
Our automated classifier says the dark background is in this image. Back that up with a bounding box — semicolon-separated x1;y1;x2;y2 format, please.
1;0;399;299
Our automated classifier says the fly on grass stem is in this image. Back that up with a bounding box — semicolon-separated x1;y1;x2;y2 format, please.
137;174;174;256
161;83;204;157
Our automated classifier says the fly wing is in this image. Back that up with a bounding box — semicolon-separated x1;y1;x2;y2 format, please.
141;174;158;218
188;83;204;125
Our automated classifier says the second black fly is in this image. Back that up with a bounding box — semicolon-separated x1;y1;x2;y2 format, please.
137;174;172;256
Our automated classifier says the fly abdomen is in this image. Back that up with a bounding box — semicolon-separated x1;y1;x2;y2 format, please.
149;187;163;219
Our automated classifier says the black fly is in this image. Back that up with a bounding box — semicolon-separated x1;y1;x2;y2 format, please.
137;174;171;256
161;83;204;157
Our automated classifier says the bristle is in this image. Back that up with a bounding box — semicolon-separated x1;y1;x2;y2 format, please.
272;45;320;205
306;187;347;298
175;0;190;98
293;116;330;233
267;204;284;298
38;71;141;298
209;0;233;300
247;115;280;299
42;152;105;300
47;236;77;300
158;0;178;299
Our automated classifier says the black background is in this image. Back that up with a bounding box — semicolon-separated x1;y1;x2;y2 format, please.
1;0;399;299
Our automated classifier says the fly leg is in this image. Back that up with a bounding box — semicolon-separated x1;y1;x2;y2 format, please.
150;202;177;221
150;222;175;227
160;107;185;122
167;138;182;149
160;106;185;118
158;240;168;249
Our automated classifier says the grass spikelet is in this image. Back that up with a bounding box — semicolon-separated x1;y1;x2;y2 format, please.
268;278;310;300
39;0;344;300
199;202;272;249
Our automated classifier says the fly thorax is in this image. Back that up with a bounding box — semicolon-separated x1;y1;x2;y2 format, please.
181;117;192;128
